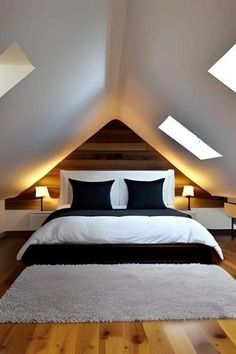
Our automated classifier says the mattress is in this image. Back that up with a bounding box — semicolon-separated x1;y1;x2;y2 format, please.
17;208;223;260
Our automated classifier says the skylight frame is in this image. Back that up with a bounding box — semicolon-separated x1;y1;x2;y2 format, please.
158;116;222;160
208;44;236;93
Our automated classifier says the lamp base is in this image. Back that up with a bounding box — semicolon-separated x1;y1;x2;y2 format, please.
187;196;191;210
40;197;43;211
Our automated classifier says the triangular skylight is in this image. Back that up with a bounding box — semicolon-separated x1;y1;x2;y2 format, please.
159;116;222;160
0;42;35;98
208;44;236;93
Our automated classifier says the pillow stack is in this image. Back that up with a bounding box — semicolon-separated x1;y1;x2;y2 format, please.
69;178;166;210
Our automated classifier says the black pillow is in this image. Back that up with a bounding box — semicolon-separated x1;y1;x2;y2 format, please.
69;179;114;210
125;178;166;209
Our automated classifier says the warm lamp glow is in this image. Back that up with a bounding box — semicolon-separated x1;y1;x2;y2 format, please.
35;186;49;211
35;186;49;198
182;185;194;197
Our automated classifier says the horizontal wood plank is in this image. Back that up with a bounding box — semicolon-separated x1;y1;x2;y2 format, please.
79;143;149;151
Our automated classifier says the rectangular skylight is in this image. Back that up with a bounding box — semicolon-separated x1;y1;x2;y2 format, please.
0;42;35;98
208;44;236;93
159;116;222;160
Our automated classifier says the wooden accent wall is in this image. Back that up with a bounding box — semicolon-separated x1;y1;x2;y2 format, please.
5;120;225;210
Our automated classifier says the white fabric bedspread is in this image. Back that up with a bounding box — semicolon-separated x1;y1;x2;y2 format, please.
17;216;223;260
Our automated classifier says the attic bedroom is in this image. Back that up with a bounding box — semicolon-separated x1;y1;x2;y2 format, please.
1;0;236;352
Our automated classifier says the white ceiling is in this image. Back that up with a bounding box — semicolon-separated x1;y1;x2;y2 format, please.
0;0;236;199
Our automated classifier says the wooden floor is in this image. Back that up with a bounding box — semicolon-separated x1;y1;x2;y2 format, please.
0;233;236;353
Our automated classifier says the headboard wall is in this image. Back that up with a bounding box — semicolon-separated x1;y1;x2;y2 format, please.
60;170;175;208
5;120;225;210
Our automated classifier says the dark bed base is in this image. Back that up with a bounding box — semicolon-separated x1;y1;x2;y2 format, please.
21;243;221;265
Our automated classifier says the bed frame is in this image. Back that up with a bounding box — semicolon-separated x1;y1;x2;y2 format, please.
22;243;221;265
21;170;221;265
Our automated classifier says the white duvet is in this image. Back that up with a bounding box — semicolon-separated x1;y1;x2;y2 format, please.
17;216;223;260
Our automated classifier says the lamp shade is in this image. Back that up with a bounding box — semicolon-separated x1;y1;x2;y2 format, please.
182;185;194;197
35;186;49;198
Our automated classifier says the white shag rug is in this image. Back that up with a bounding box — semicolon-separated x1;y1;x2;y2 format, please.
0;264;236;323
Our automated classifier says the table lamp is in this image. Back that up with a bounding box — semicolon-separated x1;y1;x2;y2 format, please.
182;185;194;210
35;186;49;211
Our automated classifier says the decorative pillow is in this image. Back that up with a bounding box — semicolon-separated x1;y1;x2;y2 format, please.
124;178;166;209
69;179;114;210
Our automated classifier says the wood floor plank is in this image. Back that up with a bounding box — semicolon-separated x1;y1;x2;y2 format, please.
26;323;99;354
162;322;196;354
25;324;53;354
0;324;35;354
199;320;236;354
54;324;81;354
74;323;99;354
217;320;236;347
143;322;175;354
221;260;236;278
0;238;25;298
182;320;220;354
99;323;126;354
0;265;25;298
122;322;150;354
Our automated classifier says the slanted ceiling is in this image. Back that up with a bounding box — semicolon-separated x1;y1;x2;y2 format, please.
1;0;236;200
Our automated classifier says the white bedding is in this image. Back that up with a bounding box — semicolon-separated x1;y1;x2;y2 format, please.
17;216;223;260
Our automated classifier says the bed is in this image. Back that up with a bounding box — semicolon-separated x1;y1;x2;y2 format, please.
18;170;223;264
